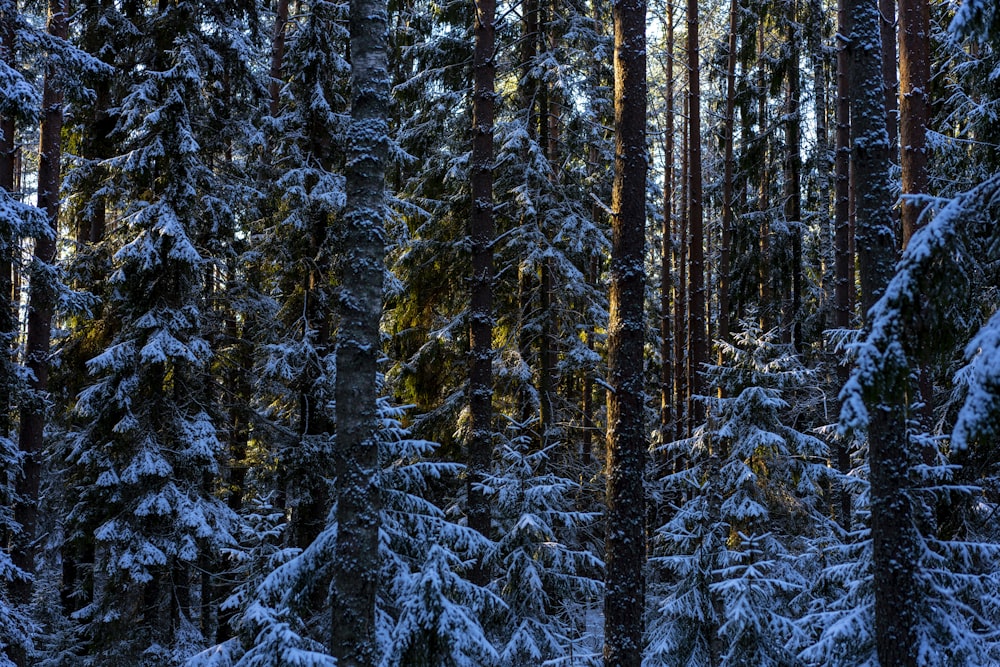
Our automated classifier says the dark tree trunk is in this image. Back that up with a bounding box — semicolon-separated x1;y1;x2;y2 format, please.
850;0;920;663
330;0;388;658
0;0;16;449
467;0;495;584
660;2;674;442
784;0;803;351
756;19;772;333
268;0;289;120
686;0;705;428
719;0;736;350
13;0;67;610
834;0;853;528
602;0;647;660
880;0;898;164
675;99;688;439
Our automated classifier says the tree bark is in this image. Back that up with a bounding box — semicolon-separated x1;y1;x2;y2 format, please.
603;0;647;659
719;0;736;350
880;0;898;164
660;3;674;441
850;0;920;663
784;0;803;351
330;0;388;658
467;0;495;585
13;0;67;610
0;0;16;448
686;0;705;428
834;0;853;528
899;0;929;247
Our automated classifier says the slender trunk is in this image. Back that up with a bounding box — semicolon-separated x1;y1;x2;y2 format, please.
675;100;688;440
268;0;289;119
850;0;919;663
13;0;67;609
899;0;928;248
0;0;16;446
686;0;705;428
834;0;853;528
660;4;674;441
330;0;388;658
811;0;833;322
467;0;495;584
899;0;932;432
719;0;736;350
757;20;772;332
784;1;803;351
603;0;647;659
880;0;898;164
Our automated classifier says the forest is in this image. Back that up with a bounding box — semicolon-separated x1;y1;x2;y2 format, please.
2;0;1000;664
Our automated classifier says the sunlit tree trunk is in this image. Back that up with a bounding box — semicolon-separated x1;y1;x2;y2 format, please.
686;0;705;428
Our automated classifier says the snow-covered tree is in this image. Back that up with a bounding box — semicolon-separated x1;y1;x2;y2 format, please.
648;320;834;666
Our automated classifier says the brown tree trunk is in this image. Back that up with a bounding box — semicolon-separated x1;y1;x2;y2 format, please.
660;2;674;442
603;0;647;659
13;0;67;610
467;0;496;585
899;0;929;248
719;0;736;350
899;0;933;433
686;0;705;429
330;0;388;658
834;0;853;528
784;0;803;351
851;0;920;663
675;99;688;439
757;20;772;333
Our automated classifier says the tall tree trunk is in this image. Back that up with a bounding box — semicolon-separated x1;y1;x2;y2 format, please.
686;0;705;428
0;0;16;450
268;0;289;120
784;0;803;351
834;0;853;528
660;3;674;442
467;0;495;585
850;0;920;663
603;0;647;660
675;100;688;439
330;0;388;658
719;0;737;350
13;0;67;610
899;0;932;432
880;0;898;164
756;19;772;332
899;0;929;248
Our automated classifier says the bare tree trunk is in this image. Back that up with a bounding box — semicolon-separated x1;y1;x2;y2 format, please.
0;0;16;449
660;3;674;442
880;0;898;164
330;0;388;658
757;20;772;333
675;99;688;439
686;0;705;428
899;0;932;433
850;0;920;663
603;0;647;659
834;0;853;529
899;0;929;248
13;0;67;611
719;0;737;350
784;0;803;351
467;0;496;585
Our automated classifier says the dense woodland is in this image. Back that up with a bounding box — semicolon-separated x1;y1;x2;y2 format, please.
2;0;1000;664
